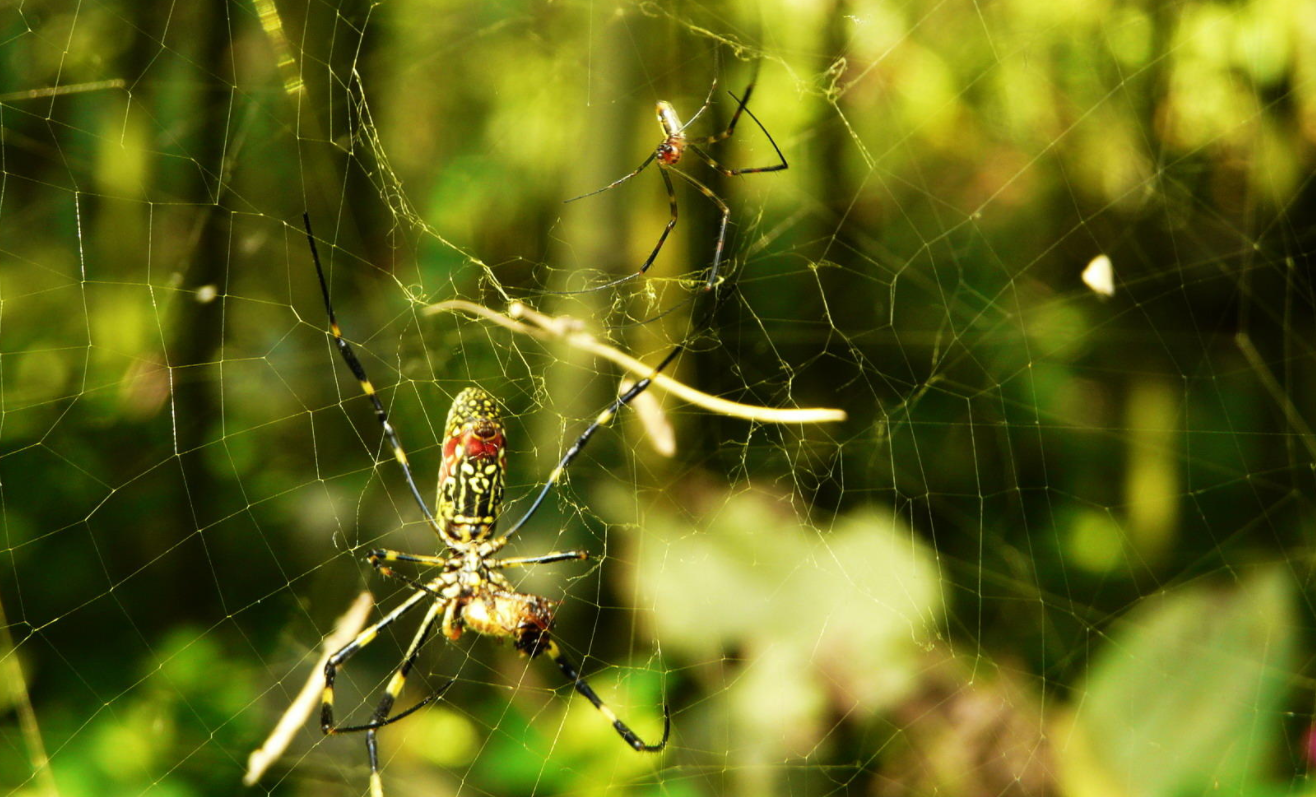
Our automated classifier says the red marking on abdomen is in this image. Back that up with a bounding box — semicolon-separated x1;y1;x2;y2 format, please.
437;433;462;487
443;434;462;460
465;432;504;459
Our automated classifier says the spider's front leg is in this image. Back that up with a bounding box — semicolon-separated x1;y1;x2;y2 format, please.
494;550;592;568
367;548;449;570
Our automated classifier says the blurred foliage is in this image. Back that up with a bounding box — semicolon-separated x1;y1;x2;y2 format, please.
618;488;943;795
0;0;1314;796
1059;566;1299;797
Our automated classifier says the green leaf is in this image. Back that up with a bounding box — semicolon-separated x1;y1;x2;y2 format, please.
1060;566;1295;797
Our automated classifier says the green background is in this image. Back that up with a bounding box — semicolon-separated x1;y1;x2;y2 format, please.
1;0;1314;795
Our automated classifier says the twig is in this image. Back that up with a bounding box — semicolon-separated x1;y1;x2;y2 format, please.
424;300;847;424
245;591;375;785
621;378;677;456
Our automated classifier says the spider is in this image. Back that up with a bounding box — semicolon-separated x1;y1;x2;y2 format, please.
302;215;673;797
564;66;788;293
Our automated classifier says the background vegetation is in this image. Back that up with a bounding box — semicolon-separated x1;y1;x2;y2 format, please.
1;0;1314;795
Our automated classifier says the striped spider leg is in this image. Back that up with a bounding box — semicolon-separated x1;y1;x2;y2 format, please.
563;67;788;294
303;215;673;797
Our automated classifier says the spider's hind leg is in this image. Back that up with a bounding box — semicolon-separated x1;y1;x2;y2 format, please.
321;593;452;737
323;594;455;796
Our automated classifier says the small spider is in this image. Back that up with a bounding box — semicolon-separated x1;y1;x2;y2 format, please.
303;215;673;797
565;66;788;293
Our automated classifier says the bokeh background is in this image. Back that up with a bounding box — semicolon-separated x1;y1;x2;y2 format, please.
2;0;1315;795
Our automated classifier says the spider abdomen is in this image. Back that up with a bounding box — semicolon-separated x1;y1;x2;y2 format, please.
656;139;684;166
437;387;508;538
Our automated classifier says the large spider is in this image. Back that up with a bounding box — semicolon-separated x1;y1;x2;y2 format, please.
303;215;672;797
564;67;788;293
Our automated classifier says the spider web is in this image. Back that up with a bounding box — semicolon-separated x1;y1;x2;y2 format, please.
2;1;1315;796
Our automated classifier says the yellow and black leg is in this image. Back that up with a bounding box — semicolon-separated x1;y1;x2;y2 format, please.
321;590;435;735
367;548;449;570
322;593;452;795
542;639;670;752
494;551;591;568
500;346;682;541
304;213;443;534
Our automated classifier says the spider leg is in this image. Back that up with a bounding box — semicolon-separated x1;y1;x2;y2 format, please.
440;598;462;641
364;559;449;602
672;46;724;136
693;70;758;145
499;345;683;541
322;590;444;736
564;152;658;204
687;92;788;176
494;551;591;568
323;595;453;796
630;166;679;283
328;599;449;733
551;167;679;296
549;153;676;295
667;167;730;291
367;549;448;568
303;214;443;536
674;71;720;135
543;639;670;752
